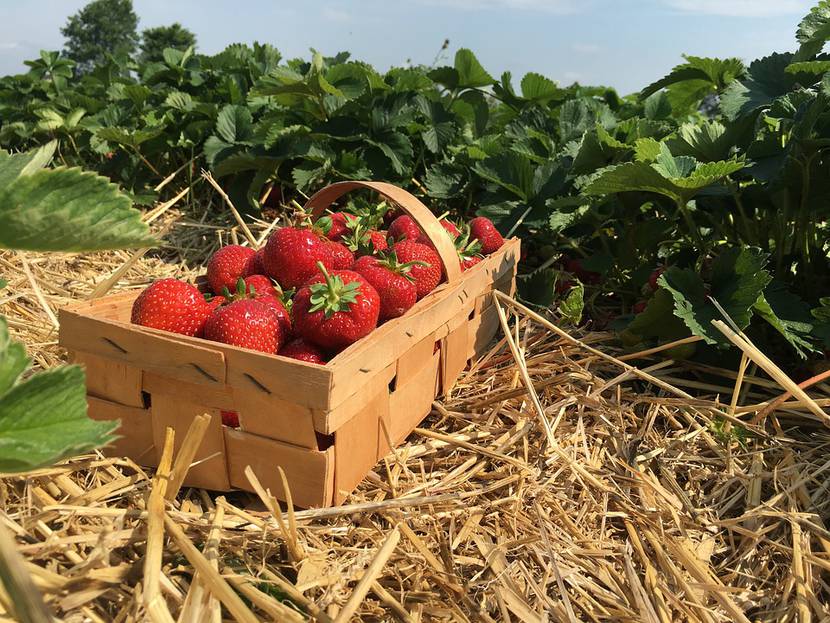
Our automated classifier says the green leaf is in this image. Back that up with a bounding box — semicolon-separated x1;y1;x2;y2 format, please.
634;138;662;162
785;60;830;74
454;49;493;88
216;104;253;144
0;145;154;251
627;289;690;342
0;318;28;397
795;0;830;61
520;72;560;102
643;91;672;120
558;282;584;325
658;248;772;345
472;153;534;201
0;363;117;472
640;55;744;99
753;283;816;357
95;126;164;148
721;53;803;120
424;166;465;199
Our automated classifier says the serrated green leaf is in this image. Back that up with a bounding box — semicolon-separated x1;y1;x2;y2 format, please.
216;104;253;144
754;283;816;357
795;0;830;61
472;153;534;201
520;72;559;102
424;166;465;199
627;289;690;341
0;154;154;251
454;49;493;88
659;248;771;345
0;364;117;472
634;138;662;162
0;142;56;188
786;60;830;74
558;282;584;325
0;318;28;397
643;91;672;120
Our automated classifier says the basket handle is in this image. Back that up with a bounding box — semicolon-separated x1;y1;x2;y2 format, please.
304;181;462;284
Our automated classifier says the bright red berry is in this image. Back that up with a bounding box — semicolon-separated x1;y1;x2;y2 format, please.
353;254;419;321
280;339;328;365
293;263;380;351
204;299;284;354
461;256;482;271
262;227;353;289
131;279;212;337
369;231;389;254
316;212;354;241
256;295;293;338
469;217;504;255
206;245;257;295
244;274;279;298
392;240;442;300
206;295;227;311
221;410;240;428
388;215;422;243
250;248;267;275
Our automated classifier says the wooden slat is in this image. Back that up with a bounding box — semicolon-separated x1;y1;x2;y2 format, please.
75;351;144;408
60;310;227;387
225;430;334;508
468;305;500;360
312;363;395;435
389;351;440;446
233;391;318;449
87;396;155;464
333;392;386;504
142;372;235;411
441;322;469;395
151;395;231;491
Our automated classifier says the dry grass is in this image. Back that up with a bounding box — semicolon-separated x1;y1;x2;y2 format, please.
1;200;830;622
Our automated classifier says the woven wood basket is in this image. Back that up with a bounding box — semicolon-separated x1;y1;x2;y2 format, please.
59;181;520;507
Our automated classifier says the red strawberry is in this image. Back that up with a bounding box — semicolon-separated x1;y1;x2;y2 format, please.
648;267;665;291
251;248;267;275
243;274;279;298
280;339;327;364
316;212;354;241
469;217;504;254
131;279;212;337
328;240;355;270
633;300;648;314
206;295;227;311
221;410;240;428
206;245;257;294
256;295;293;338
293;263;380;351
370;231;389;254
455;227;483;272
262;227;353;289
565;257;601;285
392;240;442;299
204;299;284;353
382;207;403;227
388;215;422;242
353;254;419;321
461;256;482;271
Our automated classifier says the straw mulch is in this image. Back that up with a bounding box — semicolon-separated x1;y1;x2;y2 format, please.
1;200;830;622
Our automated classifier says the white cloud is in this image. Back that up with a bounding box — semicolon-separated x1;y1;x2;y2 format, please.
321;7;352;22
660;0;812;17
0;42;21;50
413;0;585;13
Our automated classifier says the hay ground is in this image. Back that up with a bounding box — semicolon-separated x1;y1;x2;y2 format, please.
1;197;830;622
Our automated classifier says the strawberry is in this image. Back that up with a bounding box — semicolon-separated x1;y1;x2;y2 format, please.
564;257;601;285
387;215;421;243
243;274;279;298
206;295;227;311
251;248;267;275
206;245;257;295
329;239;355;270
262;227;354;289
257;295;293;338
392;240;442;299
316;212;354;241
382;207;403;227
338;214;390;257
648;267;665;291
131;279;212;337
461;256;482;270
633;300;648;314
417;218;460;246
469;217;504;254
353;254;420;321
221;410;240;428
204;299;284;353
454;227;483;272
280;338;327;364
293;262;380;351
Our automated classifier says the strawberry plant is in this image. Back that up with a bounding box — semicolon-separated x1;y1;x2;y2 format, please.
5;1;830;368
0;142;153;471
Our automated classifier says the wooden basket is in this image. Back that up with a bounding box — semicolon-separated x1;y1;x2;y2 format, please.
59;181;519;507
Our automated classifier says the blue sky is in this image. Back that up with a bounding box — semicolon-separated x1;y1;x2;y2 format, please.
0;0;816;94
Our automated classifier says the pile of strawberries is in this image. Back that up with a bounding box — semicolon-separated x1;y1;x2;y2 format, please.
131;204;505;367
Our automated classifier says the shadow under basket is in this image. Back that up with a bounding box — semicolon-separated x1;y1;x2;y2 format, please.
59;181;520;508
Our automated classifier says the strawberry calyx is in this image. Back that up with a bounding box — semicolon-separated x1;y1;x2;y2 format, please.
308;261;361;318
454;226;483;264
221;276;282;302
340;215;384;254
373;251;428;283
